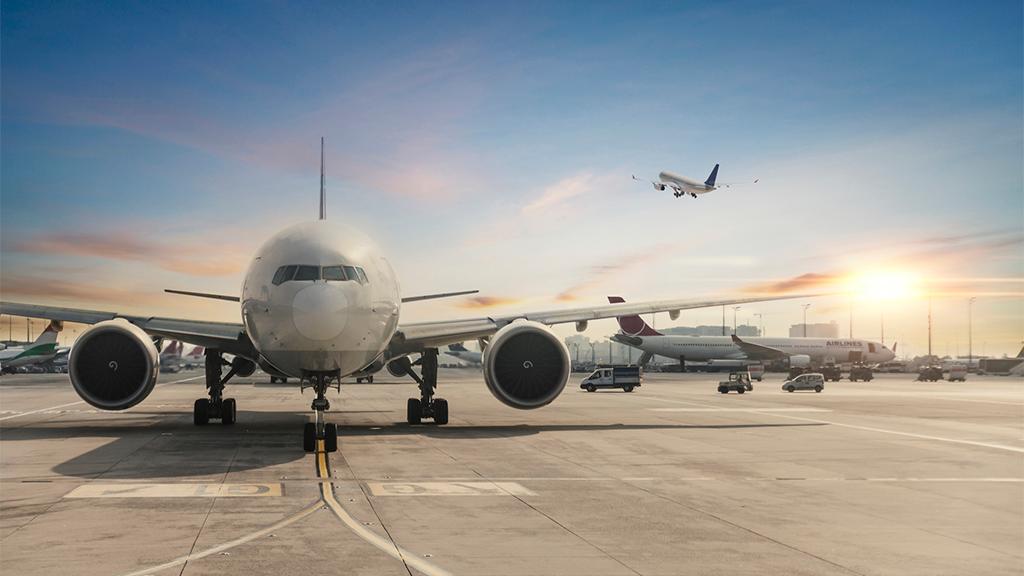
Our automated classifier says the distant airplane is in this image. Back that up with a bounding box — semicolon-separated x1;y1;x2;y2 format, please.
633;164;756;198
443;343;482;365
0;321;62;373
159;341;183;373
607;296;894;368
183;345;205;369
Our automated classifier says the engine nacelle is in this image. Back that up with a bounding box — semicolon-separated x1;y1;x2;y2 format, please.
483;321;570;409
387;357;410;378
231;356;257;377
789;354;811;368
69;320;159;410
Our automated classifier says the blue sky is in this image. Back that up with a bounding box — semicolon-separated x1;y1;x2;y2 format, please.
2;1;1022;356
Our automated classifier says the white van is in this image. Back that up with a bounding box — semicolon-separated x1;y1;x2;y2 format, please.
782;373;825;393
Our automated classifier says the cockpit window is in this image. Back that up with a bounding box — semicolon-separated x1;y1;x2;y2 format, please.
294;265;320;281
343;266;359;283
272;265;297;286
355;267;369;284
322;266;347;281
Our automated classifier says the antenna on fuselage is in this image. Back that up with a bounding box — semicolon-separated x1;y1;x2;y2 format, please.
319;137;326;220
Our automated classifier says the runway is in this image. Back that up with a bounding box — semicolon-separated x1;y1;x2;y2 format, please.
1;369;1022;575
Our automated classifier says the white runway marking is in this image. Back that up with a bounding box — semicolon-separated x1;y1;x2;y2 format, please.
366;481;535;496
649;407;831;413
0;375;204;422
65;483;282;498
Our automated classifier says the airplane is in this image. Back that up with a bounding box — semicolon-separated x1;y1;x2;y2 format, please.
608;296;895;369
443;342;482;365
159;340;184;373
633;163;755;198
0;321;62;374
0;139;815;453
182;345;205;369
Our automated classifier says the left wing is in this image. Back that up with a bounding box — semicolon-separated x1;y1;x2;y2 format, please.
390;293;814;353
0;302;256;358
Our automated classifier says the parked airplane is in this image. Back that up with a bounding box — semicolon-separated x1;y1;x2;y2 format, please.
158;340;184;373
0;321;62;373
608;297;894;368
633;163;753;198
182;345;205;369
443;343;482;365
0;140;812;452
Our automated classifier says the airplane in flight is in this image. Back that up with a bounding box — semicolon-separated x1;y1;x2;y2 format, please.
0;140;812;452
0;321;62;374
608;296;895;368
443;342;482;365
633;163;756;198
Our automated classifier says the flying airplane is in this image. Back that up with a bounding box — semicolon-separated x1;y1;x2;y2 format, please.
633;163;756;198
608;296;895;368
443;343;482;365
0;321;62;374
0;140;813;453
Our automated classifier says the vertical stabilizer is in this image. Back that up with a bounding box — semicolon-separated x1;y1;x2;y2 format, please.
704;164;719;187
608;296;663;336
319;137;326;220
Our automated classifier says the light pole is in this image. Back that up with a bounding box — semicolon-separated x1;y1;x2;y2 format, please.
732;306;741;334
754;313;763;337
802;304;811;337
968;297;976;370
927;295;933;358
721;305;726;336
849;297;853;339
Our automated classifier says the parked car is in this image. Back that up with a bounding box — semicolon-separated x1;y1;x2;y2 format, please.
782;373;825;393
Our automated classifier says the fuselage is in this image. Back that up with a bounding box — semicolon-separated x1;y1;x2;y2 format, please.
628;335;895;364
240;221;401;378
659;171;714;195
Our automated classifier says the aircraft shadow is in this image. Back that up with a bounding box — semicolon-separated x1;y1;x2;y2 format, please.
338;421;827;439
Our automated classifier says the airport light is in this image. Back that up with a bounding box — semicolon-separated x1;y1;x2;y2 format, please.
732;306;741;334
927;296;933;358
968;297;976;370
801;304;811;337
721;305;726;336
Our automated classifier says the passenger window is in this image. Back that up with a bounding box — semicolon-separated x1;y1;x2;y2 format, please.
355;267;369;284
272;265;297;286
323;266;347;281
343;266;359;283
294;265;320;281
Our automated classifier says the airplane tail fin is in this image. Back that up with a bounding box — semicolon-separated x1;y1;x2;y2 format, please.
35;321;62;345
448;343;468;352
704;164;719;187
1017;345;1023;359
189;345;205;357
608;296;662;336
892;342;898;355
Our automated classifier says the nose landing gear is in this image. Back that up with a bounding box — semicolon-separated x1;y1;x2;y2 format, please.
301;370;340;452
402;348;448;425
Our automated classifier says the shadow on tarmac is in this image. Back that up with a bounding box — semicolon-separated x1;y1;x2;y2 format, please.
339;421;827;439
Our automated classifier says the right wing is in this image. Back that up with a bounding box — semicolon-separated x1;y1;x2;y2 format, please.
0;301;256;358
729;334;787;360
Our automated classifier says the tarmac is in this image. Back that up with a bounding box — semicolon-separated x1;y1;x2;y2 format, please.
1;369;1021;575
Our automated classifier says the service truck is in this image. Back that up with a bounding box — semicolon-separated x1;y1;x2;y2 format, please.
580;365;642;392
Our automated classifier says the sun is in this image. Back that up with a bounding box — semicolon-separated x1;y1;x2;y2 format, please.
846;271;920;300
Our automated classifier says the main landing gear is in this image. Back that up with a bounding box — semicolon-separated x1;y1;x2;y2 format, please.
194;349;237;426
301;370;340;453
402;349;448;425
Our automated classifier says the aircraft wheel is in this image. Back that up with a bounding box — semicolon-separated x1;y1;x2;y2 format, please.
221;398;236;425
303;423;317;452
324;423;338;452
407;398;421;424
433;398;448;425
193;399;210;426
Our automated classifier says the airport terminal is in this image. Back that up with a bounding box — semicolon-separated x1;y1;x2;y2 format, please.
1;2;1022;576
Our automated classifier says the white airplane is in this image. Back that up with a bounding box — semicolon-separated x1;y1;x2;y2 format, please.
0;321;62;373
443;343;482;365
633;163;755;198
0;140;813;452
608;296;895;368
182;345;205;369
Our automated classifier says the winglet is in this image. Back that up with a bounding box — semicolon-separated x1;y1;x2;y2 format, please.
704;163;719;187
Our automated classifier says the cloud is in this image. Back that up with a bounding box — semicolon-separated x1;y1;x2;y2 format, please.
521;173;595;214
11;232;246;277
741;273;841;295
555;244;671;302
455;296;522;309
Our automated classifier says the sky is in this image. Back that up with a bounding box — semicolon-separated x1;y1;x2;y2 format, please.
2;1;1022;357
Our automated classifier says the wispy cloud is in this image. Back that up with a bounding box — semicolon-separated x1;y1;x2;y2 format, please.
521;173;594;214
556;244;671;302
455;296;522;309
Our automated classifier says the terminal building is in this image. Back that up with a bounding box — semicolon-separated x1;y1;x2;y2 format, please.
789;321;839;338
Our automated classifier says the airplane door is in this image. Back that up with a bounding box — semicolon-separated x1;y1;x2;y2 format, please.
848;351;863;362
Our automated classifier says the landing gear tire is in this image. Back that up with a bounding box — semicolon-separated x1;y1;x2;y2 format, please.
323;423;338;452
194;399;210;426
433;398;449;425
221;398;236;425
407;398;422;424
303;422;317;452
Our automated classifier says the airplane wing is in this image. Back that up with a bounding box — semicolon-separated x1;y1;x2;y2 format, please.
390;293;814;353
729;334;787;360
0;302;256;358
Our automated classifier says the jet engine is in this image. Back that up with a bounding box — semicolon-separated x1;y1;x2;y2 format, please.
231;356;257;377
483;321;570;409
387;358;410;378
789;354;811;368
69;320;159;410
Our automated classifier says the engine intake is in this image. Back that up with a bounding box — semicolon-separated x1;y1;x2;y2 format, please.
69;320;159;410
483;321;570;409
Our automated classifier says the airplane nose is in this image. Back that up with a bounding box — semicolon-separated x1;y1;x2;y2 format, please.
292;284;349;341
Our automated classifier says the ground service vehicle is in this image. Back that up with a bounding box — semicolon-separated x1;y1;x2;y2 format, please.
947;364;967;382
821;364;842;382
718;371;753;394
917;365;943;382
849;363;874;382
580;365;642;392
747;364;764;381
782;373;825;393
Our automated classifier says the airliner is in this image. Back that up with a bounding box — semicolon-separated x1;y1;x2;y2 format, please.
0;321;62;373
633;163;753;198
0;140;813;452
608;296;895;368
